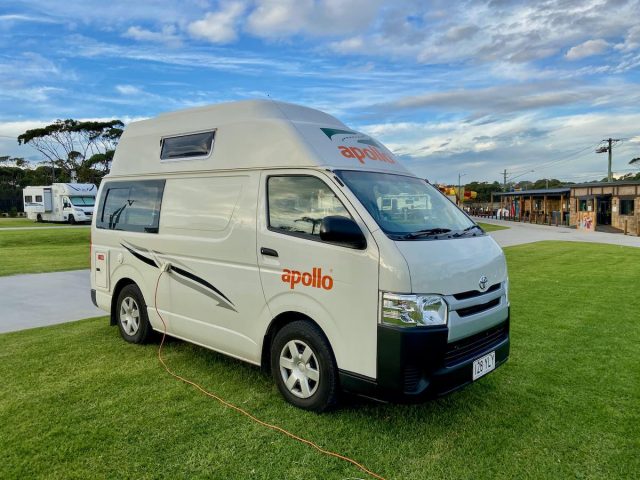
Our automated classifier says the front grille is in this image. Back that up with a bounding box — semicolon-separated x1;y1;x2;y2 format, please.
444;321;508;366
456;298;500;317
453;282;500;300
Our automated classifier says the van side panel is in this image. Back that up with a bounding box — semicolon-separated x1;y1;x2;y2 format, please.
152;172;268;363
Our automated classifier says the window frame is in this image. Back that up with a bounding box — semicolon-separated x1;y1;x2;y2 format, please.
619;198;635;216
160;130;216;162
266;174;366;250
96;179;166;233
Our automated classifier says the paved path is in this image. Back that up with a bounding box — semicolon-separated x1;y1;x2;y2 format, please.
476;217;640;248
0;225;90;231
0;269;103;334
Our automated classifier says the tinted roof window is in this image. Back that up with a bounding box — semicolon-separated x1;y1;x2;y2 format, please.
161;131;215;160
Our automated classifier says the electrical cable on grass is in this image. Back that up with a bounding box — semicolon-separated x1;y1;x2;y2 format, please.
153;269;387;480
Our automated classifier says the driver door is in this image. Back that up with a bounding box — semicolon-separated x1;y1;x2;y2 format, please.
256;170;380;379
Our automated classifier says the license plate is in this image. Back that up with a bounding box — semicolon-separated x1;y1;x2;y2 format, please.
472;351;495;380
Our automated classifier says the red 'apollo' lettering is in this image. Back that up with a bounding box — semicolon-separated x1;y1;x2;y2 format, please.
338;145;395;165
281;267;334;290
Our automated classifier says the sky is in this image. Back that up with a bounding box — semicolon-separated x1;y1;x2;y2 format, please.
1;0;640;184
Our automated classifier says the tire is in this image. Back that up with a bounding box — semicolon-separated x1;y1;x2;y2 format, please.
36;214;42;223
270;320;339;412
116;284;154;344
68;214;76;225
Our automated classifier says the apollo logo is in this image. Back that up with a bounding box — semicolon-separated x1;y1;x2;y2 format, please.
281;268;334;290
320;127;396;166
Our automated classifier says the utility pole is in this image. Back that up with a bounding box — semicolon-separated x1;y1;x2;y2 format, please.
596;138;622;182
502;169;508;191
458;172;466;206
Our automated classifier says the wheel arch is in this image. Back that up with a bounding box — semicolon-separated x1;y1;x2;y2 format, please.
260;311;335;373
110;277;137;326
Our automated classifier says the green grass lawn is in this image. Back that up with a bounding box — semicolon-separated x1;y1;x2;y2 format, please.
0;241;638;479
0;228;90;276
478;222;509;232
0;218;76;228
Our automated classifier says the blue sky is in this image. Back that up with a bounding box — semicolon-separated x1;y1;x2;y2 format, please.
1;0;640;184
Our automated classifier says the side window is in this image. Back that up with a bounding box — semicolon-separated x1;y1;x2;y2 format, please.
25;195;32;203
268;175;351;240
35;195;42;202
161;131;215;160
96;180;165;232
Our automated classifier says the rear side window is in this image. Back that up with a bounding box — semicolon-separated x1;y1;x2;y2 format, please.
268;175;351;240
35;195;42;202
24;195;32;202
161;131;215;160
97;180;165;233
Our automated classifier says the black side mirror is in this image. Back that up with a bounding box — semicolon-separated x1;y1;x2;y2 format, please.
319;215;366;249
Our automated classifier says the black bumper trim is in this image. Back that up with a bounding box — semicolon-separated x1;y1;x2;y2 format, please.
339;311;510;402
90;289;98;308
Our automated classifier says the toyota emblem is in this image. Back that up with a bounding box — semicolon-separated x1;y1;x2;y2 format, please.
479;275;488;291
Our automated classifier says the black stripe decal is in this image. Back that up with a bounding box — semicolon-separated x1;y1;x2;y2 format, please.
171;265;235;307
121;243;158;268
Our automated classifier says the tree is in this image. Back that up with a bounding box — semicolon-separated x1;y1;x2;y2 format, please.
17;119;124;182
464;181;503;202
0;156;27;168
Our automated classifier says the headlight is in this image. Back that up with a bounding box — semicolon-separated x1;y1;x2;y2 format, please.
381;293;448;327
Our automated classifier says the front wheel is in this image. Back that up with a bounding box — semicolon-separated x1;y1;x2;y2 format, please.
271;320;339;412
116;284;154;344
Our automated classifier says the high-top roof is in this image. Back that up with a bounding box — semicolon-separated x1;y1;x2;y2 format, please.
109;100;410;177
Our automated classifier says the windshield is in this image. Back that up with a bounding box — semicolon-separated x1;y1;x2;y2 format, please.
69;196;95;207
335;170;475;239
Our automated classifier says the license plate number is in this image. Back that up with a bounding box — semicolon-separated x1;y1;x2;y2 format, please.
472;351;495;380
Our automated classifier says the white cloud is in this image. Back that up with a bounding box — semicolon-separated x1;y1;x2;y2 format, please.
246;0;382;38
115;84;142;95
0;14;58;23
124;25;181;46
187;1;246;44
566;39;610;60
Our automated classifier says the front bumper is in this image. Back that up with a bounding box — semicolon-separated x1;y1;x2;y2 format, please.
340;312;510;402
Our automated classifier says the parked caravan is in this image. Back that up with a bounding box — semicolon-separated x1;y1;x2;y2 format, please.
24;183;97;223
90;100;510;411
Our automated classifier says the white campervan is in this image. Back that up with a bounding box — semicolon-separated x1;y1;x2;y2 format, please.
24;183;96;223
90;100;510;411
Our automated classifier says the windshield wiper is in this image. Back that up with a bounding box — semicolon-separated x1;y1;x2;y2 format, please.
402;228;452;239
453;224;484;237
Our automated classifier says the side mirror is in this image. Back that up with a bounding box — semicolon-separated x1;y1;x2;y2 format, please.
319;216;366;249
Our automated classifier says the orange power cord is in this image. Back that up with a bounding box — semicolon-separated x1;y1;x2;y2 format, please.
153;270;387;480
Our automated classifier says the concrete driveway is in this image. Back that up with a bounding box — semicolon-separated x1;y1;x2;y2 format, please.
478;217;640;248
0;269;103;334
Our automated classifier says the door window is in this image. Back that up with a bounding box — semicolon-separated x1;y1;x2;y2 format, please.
267;176;351;240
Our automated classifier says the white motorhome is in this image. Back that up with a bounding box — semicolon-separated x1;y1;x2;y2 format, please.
90;100;510;411
24;183;97;223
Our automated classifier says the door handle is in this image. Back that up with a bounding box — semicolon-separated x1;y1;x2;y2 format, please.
260;247;279;257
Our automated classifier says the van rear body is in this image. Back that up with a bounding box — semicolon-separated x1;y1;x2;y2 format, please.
90;100;509;410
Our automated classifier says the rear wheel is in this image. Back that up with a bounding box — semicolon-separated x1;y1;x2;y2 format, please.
36;214;42;223
116;284;154;344
271;320;339;412
68;214;76;225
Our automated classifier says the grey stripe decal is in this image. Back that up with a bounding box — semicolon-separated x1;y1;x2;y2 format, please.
121;242;236;312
